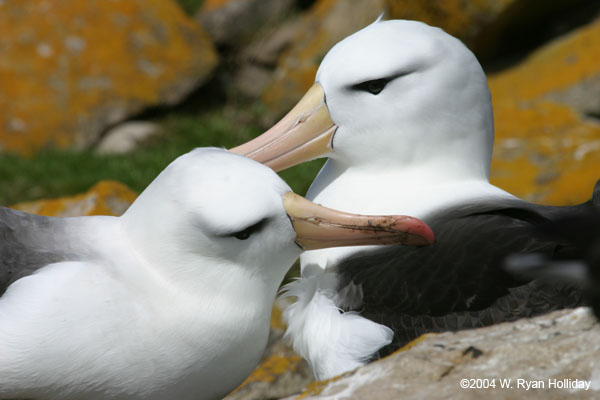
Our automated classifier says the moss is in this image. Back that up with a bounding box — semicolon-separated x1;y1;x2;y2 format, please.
0;109;323;211
177;0;205;14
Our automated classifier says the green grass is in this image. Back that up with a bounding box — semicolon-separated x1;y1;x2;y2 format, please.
176;0;205;15
0;111;325;206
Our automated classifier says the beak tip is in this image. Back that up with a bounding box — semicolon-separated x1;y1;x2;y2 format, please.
392;217;434;246
418;224;435;245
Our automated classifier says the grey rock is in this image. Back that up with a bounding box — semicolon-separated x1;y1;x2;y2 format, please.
197;0;296;48
96;121;161;154
234;18;304;98
547;73;600;121
287;308;600;399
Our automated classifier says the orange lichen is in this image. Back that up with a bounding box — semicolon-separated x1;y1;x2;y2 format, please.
386;0;516;43
488;19;600;101
11;180;138;217
294;370;353;399
391;333;434;356
261;0;382;117
229;353;304;395
202;0;246;13
488;19;600;206
270;303;287;331
490;99;600;205
244;354;302;385
0;0;217;155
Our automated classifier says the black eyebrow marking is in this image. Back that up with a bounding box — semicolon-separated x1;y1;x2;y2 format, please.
348;71;410;92
219;217;270;239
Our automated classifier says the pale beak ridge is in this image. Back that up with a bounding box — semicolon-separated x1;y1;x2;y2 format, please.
230;83;336;172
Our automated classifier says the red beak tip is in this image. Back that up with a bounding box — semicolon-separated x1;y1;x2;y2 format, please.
391;216;435;246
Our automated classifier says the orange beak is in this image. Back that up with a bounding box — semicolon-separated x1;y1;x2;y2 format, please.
283;192;434;250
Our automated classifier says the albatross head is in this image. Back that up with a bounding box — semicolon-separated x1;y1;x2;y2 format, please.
122;148;433;292
231;19;494;181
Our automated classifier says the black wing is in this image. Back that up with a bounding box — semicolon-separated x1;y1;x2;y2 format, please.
506;180;600;318
333;193;596;357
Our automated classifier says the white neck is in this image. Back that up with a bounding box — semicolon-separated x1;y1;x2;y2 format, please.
300;159;515;270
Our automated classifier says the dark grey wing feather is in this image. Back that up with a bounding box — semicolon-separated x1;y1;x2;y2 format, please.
505;179;600;319
333;199;588;358
0;207;77;295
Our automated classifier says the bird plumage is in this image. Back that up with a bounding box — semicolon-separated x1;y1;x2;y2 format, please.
231;19;596;380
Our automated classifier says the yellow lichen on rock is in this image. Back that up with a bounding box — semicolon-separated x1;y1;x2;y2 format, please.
11;181;137;217
0;0;217;155
202;0;243;13
261;0;385;119
234;354;304;389
293;370;354;399
386;0;516;45
489;19;600;101
488;19;600;205
270;300;288;332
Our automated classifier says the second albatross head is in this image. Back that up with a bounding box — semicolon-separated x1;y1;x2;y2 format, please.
231;19;494;181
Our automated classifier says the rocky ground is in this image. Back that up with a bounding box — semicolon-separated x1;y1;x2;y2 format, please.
3;0;600;399
285;308;600;400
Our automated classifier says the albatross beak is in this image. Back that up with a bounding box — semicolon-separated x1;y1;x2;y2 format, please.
230;83;336;172
282;192;434;250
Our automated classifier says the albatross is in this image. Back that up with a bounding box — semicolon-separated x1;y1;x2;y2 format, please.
0;148;433;400
231;19;596;379
506;186;600;319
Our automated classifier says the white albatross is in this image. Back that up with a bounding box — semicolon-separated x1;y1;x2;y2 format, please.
231;20;593;380
0;148;434;400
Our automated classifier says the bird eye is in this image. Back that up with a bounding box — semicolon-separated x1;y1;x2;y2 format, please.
234;228;252;240
351;78;389;95
229;218;268;241
366;79;387;95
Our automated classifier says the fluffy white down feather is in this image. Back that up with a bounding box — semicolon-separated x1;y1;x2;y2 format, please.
281;266;393;380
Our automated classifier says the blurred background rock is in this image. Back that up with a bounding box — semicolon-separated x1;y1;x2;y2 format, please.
1;0;598;206
1;0;599;398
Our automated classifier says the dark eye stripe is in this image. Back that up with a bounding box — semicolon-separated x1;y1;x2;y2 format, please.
349;71;410;95
351;78;388;95
229;218;268;241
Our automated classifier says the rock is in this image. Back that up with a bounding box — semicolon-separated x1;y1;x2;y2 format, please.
386;0;518;53
288;308;600;399
227;297;314;400
96;121;162;154
260;0;386;120
255;0;599;203
197;0;296;48
11;181;137;217
234;18;306;99
0;0;217;155
488;18;600;205
241;0;599;120
385;0;597;61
